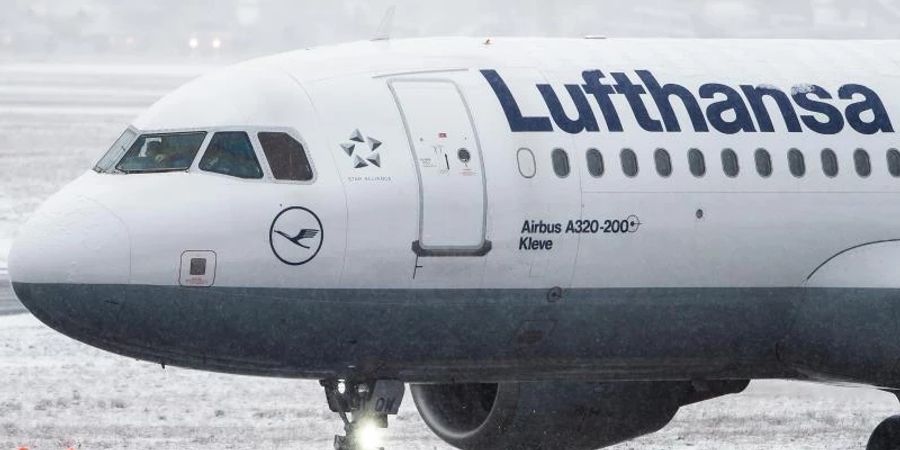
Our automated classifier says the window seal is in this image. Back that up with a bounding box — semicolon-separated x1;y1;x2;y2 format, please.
586;148;604;178
821;148;839;178
854;148;872;178
888;149;900;178
688;148;706;178
517;148;536;179
788;148;806;178
621;148;639;178
655;148;672;178
755;148;772;178
551;148;571;179
721;148;739;178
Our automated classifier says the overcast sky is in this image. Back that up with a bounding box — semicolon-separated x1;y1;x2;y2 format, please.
0;0;899;61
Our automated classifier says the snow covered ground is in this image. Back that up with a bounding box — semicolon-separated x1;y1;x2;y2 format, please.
0;313;897;450
1;63;899;450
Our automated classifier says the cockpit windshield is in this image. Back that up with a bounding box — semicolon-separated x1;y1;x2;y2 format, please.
93;129;137;173
115;132;207;174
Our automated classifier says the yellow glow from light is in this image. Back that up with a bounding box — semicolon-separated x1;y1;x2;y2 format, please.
356;419;385;450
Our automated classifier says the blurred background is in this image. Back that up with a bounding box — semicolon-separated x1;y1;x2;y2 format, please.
0;0;899;63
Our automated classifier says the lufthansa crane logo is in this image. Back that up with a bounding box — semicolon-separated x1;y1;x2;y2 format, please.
269;207;324;266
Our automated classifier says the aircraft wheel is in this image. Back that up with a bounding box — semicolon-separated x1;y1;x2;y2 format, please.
867;416;900;450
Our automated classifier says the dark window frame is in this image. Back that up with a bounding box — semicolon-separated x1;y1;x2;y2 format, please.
621;148;639;178
721;148;739;178
788;148;806;178
688;148;706;178
855;148;872;178
654;148;672;178
585;148;604;178
755;148;772;178
551;148;571;178
821;148;839;178
888;149;900;178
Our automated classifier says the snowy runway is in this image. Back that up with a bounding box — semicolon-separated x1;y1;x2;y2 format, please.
0;270;23;316
0;313;896;450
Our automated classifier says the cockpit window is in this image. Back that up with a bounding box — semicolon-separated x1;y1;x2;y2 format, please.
258;132;314;181
94;129;137;173
199;132;264;179
116;132;207;173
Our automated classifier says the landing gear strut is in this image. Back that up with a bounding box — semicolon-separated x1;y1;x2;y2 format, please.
868;415;900;450
321;379;405;450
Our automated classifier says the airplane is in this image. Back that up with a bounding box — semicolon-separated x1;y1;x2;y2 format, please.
9;36;900;450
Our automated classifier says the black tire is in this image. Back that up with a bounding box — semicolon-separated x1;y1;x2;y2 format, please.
868;416;900;450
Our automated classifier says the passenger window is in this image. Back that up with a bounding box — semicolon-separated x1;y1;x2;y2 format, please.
586;148;604;178
517;148;536;178
654;148;672;177
888;149;900;178
721;149;739;178
116;132;207;173
688;148;705;177
258;132;314;181
552;148;570;178
200;132;264;179
821;149;839;178
855;149;871;177
755;148;772;177
621;149;638;177
788;149;805;178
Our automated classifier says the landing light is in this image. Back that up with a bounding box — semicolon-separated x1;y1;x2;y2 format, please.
188;37;199;49
355;418;385;450
211;37;222;49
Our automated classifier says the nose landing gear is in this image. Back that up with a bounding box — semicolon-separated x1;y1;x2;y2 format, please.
868;416;900;450
321;379;406;450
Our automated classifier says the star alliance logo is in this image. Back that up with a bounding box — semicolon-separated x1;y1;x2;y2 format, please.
340;129;383;169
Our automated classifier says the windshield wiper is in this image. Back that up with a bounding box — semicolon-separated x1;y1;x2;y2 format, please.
117;168;190;174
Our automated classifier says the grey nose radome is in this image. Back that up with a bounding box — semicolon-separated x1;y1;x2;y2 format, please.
9;193;130;339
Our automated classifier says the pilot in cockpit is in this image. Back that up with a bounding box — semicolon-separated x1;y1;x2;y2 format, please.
146;140;164;164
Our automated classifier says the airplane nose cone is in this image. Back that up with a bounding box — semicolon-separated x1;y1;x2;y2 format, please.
9;192;130;337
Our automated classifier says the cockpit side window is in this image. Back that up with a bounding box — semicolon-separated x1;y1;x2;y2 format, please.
94;129;137;173
199;132;264;179
116;132;207;174
258;132;314;181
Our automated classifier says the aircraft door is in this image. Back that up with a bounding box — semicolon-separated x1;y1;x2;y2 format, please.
390;80;491;256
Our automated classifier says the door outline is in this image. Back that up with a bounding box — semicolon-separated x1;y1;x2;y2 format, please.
388;78;492;257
